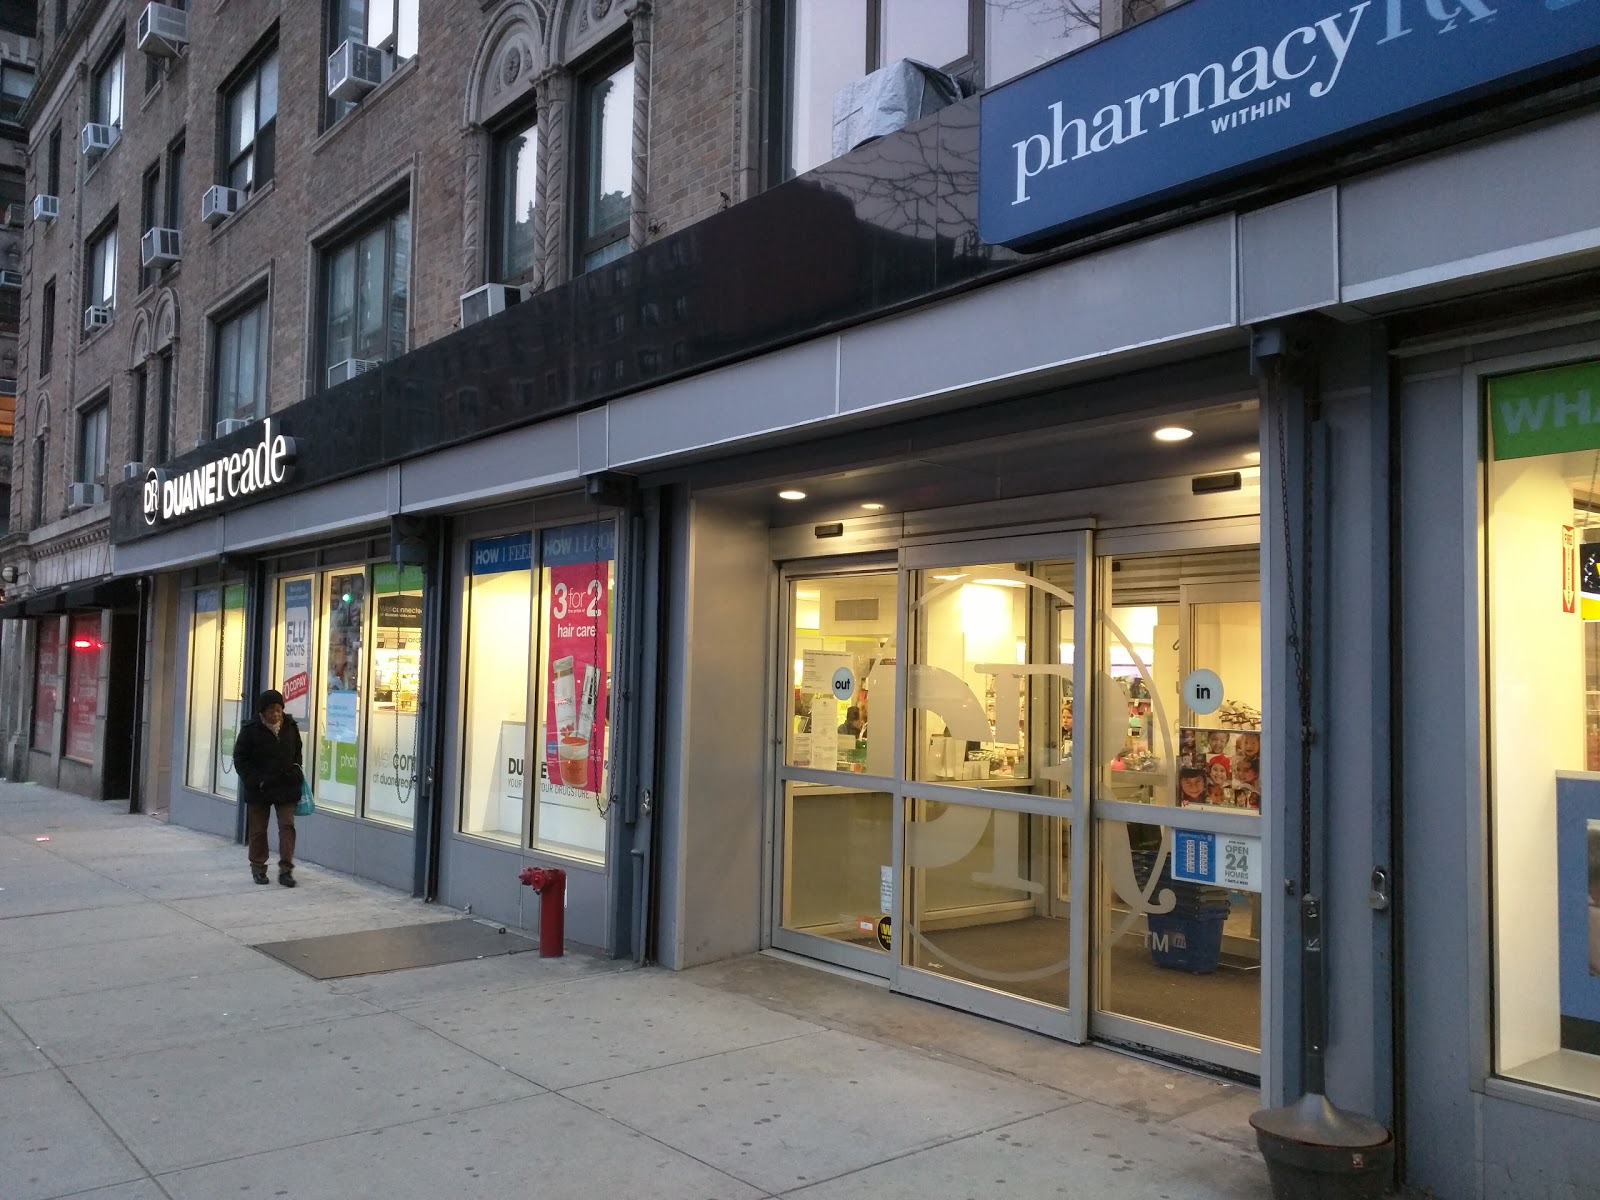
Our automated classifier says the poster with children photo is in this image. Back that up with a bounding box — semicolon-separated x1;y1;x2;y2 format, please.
1177;727;1262;810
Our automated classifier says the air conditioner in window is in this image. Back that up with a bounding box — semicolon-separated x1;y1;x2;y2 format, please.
32;194;59;222
136;2;189;57
80;122;118;158
0;270;20;289
214;418;252;438
1;203;20;228
140;227;182;268
830;59;961;159
121;460;144;481
66;482;105;510
200;184;243;227
83;304;112;333
327;40;384;102
459;283;522;329
327;358;380;388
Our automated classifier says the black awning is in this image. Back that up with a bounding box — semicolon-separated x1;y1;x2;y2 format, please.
0;598;24;619
23;586;70;616
65;577;142;610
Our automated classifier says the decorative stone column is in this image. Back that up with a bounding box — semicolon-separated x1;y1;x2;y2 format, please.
534;65;573;289
460;126;483;299
624;0;653;250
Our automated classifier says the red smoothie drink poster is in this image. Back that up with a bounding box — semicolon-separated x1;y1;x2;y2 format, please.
543;522;614;802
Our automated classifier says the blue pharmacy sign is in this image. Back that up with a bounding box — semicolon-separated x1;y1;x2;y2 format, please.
979;0;1600;247
1173;830;1219;885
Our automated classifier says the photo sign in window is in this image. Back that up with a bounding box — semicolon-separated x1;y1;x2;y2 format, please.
317;570;366;813
542;522;613;807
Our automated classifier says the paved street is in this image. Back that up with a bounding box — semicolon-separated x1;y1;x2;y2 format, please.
0;781;1270;1200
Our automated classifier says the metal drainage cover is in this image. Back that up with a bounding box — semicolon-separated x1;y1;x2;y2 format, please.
253;919;535;980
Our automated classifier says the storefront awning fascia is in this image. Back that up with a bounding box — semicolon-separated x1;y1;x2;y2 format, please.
22;586;70;616
0;598;24;619
65;577;142;610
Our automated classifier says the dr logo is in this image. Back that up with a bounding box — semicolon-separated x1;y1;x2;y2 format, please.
831;667;856;701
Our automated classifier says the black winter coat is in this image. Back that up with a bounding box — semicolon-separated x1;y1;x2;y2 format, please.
232;714;304;806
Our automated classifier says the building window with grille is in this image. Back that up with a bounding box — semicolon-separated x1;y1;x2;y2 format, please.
76;398;108;488
39;277;54;375
320;203;409;386
325;0;418;127
491;111;538;286
223;47;277;195
91;42;124;130
212;296;269;431
1;63;34;125
139;162;160;292
84;219;117;329
575;54;632;273
45;124;60;196
776;0;1104;179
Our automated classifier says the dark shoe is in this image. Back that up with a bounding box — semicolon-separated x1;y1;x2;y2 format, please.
278;871;297;888
252;871;269;885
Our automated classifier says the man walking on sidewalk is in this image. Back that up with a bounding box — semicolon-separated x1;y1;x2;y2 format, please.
232;688;303;887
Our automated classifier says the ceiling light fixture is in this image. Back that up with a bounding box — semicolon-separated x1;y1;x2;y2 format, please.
1244;450;1261;464
778;489;806;501
860;502;885;511
1153;426;1194;443
932;573;968;582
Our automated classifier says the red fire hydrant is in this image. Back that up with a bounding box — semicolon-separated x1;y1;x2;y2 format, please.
518;866;565;957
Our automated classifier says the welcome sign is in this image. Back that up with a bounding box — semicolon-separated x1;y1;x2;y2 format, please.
979;0;1600;247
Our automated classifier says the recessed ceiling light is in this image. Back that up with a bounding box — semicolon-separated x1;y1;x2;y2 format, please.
932;573;968;582
860;502;885;511
1243;450;1261;464
1153;426;1193;443
778;489;806;501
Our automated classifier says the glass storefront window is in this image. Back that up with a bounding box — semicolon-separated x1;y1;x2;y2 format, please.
532;522;615;863
1486;359;1600;1098
315;568;365;815
32;619;60;750
215;584;246;797
785;572;898;776
64;613;102;763
184;581;245;797
186;588;220;791
461;533;533;845
364;564;423;829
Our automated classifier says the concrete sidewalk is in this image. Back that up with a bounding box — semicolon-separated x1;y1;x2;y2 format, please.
0;782;1271;1200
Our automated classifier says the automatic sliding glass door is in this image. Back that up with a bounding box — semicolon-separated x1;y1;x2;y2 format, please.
772;566;900;976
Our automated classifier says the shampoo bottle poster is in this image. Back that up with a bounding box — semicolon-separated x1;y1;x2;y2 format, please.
543;522;615;802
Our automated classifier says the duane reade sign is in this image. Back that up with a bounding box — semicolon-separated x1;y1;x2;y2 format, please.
979;0;1600;248
143;418;298;525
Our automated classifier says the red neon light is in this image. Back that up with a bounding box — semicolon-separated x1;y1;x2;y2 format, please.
71;638;100;650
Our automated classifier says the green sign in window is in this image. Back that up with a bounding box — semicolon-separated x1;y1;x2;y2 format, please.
1489;361;1600;461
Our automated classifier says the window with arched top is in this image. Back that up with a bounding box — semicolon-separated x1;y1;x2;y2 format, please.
463;0;640;296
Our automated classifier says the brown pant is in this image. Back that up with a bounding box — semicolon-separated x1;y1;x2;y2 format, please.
246;802;297;872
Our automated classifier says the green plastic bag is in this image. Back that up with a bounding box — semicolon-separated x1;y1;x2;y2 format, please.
296;776;315;817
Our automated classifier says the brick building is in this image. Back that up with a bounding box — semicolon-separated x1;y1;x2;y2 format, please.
0;3;1598;1194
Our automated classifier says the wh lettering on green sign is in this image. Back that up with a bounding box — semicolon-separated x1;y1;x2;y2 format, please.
1489;361;1600;461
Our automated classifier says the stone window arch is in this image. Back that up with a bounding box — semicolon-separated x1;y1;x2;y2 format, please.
128;309;151;369
461;0;653;298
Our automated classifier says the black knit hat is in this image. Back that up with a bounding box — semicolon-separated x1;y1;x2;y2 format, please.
257;689;286;712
